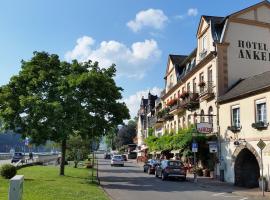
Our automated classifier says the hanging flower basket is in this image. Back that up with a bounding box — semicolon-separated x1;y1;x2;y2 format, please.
198;81;206;87
180;91;189;99
167;99;177;107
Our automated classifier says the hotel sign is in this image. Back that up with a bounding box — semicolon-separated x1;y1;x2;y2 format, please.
238;40;270;61
196;122;213;134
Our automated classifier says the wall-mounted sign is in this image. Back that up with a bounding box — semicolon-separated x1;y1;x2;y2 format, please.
196;123;213;134
238;40;270;61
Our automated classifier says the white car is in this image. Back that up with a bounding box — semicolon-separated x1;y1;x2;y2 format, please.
111;155;124;167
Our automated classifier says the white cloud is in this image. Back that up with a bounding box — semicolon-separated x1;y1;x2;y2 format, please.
174;15;185;20
65;36;161;79
187;8;198;17
124;87;163;119
127;9;168;32
175;8;198;20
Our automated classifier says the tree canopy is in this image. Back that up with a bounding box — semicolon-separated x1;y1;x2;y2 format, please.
115;120;136;149
0;52;130;175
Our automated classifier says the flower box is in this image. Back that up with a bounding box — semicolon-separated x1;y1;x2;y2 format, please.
251;121;269;129
198;81;206;87
227;126;241;132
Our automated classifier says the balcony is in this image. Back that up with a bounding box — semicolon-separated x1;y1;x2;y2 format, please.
252;121;269;130
179;93;199;111
199;81;215;101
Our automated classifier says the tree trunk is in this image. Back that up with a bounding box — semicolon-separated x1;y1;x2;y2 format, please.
60;139;67;176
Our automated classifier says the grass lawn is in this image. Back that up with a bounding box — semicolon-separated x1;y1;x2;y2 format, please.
0;165;109;200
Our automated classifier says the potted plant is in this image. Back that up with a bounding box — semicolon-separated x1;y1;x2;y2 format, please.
259;176;268;191
198;81;206;87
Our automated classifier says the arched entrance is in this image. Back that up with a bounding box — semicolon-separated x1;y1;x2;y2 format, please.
234;148;260;188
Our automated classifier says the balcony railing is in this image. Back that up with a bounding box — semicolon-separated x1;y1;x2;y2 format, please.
179;93;199;111
199;81;215;101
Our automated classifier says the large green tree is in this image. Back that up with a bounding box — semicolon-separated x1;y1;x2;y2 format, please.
0;52;129;175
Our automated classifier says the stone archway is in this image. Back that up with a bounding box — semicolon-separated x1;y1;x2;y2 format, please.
232;144;260;188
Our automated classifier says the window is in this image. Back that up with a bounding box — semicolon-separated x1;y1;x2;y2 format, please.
170;74;173;84
187;82;190;92
231;106;240;128
193;78;197;93
256;100;267;123
208;67;212;83
199;73;204;93
188;115;191;126
202;35;207;52
208;106;213;124
200;110;205;122
178;90;181;98
182;116;186;128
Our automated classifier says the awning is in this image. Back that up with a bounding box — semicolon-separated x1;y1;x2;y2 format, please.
141;146;148;151
171;150;180;154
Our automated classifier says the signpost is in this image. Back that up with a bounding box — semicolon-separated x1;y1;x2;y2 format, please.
9;175;24;200
257;139;266;197
192;138;198;183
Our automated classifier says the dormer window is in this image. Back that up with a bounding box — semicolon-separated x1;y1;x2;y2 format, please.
202;35;207;52
200;35;208;59
191;58;195;68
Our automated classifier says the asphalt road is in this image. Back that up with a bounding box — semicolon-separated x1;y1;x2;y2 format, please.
98;156;256;200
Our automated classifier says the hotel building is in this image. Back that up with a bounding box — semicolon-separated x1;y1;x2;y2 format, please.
136;0;270;186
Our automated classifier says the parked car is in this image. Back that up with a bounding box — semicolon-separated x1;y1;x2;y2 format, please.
155;160;186;181
104;153;111;159
143;159;160;174
11;152;25;163
111;155;124;167
122;154;127;161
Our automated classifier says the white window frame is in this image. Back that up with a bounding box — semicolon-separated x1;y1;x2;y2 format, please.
231;105;240;128
202;35;207;52
255;99;267;123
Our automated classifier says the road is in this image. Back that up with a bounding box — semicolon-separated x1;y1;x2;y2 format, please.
98;157;257;200
0;159;11;166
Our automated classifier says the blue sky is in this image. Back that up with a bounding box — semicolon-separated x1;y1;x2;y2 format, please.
0;0;261;117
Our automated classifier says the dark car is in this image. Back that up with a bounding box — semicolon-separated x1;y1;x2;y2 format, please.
122;154;127;161
143;159;160;174
104;153;111;159
155;160;186;181
11;152;25;163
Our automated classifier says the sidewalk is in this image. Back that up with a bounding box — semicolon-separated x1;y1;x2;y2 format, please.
186;173;270;199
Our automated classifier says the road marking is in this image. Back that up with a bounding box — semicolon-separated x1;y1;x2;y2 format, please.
213;193;225;196
212;193;248;199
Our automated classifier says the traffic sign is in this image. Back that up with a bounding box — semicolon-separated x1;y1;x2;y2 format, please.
257;139;266;150
192;143;198;152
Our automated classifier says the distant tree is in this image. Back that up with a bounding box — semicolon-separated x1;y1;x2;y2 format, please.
105;127;117;150
0;52;129;175
66;135;93;168
115;120;136;149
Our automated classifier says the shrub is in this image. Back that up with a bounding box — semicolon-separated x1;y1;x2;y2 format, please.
0;164;17;179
